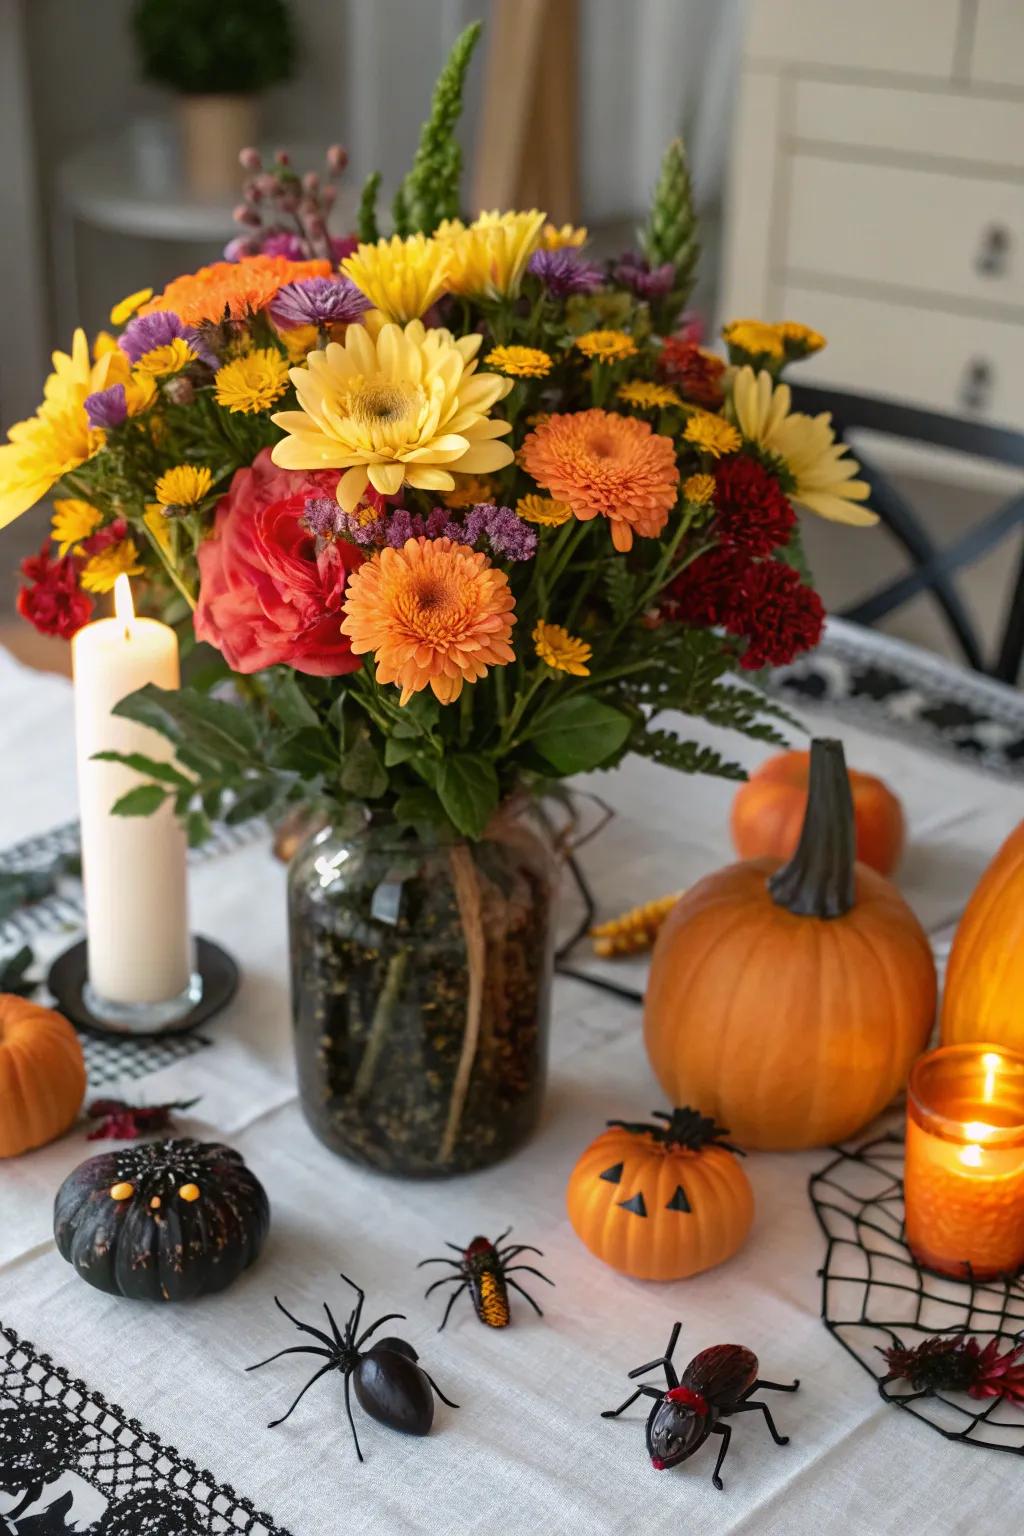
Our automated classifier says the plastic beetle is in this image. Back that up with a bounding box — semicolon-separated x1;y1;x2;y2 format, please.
418;1226;554;1330
601;1322;799;1488
247;1273;458;1461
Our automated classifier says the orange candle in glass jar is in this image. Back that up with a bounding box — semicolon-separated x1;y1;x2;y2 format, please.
905;1044;1024;1280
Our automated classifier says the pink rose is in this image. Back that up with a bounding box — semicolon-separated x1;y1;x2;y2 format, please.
194;449;364;676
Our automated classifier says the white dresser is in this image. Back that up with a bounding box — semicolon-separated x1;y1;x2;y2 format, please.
722;0;1024;435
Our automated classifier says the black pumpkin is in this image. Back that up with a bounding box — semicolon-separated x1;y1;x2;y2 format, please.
53;1138;269;1302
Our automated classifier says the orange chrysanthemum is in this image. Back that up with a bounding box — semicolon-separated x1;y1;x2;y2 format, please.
341;536;516;705
143;255;331;327
520;409;679;552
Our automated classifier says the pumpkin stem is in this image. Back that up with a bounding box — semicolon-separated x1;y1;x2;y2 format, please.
606;1107;745;1156
767;737;856;919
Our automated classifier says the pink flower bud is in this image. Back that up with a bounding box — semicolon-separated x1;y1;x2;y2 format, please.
302;171;321;194
274;149;291;166
326;144;348;175
239;147;262;171
321;186;337;209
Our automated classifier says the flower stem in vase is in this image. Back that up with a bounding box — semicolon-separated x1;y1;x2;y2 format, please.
440;843;487;1162
352;946;410;1100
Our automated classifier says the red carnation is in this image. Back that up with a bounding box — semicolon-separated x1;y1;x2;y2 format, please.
658;338;726;408
713;455;795;555
194;448;364;677
729;560;825;670
17;543;93;639
665;546;750;628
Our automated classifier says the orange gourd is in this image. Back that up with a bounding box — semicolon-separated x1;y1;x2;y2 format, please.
732;748;904;875
645;738;936;1151
0;995;86;1157
942;818;1024;1051
565;1107;754;1280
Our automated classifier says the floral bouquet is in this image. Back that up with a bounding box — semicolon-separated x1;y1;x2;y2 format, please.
1;25;873;1174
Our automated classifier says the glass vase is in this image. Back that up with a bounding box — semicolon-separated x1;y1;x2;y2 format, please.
288;802;557;1178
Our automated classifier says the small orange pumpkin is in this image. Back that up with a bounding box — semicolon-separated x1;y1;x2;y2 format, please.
0;995;86;1157
645;738;936;1151
942;818;1024;1051
731;748;904;875
565;1107;754;1281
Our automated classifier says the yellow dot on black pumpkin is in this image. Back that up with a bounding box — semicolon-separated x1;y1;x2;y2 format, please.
178;1183;200;1202
109;1182;134;1200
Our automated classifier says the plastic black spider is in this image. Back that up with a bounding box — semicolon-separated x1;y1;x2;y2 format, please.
246;1272;458;1461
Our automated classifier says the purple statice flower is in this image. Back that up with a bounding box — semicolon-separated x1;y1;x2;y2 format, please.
303;496;347;539
528;247;604;297
269;276;369;331
85;383;127;430
451;504;538;562
118;310;217;368
614;250;676;301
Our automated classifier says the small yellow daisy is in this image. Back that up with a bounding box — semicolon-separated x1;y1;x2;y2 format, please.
110;288;153;326
81;538;144;594
683;412;741;459
618;380;683;410
575;329;638;364
486;344;553;379
143;503;174;559
155;464;213;509
541;223;588;250
721;319;785;361
215;348;290;414
534;620;592;676
516;494;573;528
51;498;102;556
683;473;716;506
279;324;319;364
134;338;196;378
92;331;121;360
777;321;826;355
442;476;497;509
125;372;158;416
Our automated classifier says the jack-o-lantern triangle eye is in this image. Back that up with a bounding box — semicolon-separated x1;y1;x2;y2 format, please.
666;1184;691;1213
599;1162;624;1184
617;1192;647;1217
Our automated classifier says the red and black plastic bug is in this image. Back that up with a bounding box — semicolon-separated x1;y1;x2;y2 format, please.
418;1227;554;1330
601;1322;799;1489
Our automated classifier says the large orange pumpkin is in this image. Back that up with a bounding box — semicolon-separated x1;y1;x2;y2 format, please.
565;1107;754;1280
942;818;1024;1051
0;995;86;1157
645;739;936;1151
731;748;904;875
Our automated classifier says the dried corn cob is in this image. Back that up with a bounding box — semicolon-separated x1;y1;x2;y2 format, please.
590;892;684;957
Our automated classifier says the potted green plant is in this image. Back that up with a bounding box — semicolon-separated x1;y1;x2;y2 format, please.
132;0;296;197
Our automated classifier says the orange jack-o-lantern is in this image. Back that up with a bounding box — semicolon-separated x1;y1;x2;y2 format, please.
565;1108;754;1281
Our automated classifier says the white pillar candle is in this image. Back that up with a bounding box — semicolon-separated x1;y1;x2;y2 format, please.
72;574;191;1007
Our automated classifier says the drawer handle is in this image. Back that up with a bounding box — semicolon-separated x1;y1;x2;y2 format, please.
975;224;1011;277
959;358;992;413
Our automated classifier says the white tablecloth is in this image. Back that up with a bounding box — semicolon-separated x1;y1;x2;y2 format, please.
2;628;1023;1536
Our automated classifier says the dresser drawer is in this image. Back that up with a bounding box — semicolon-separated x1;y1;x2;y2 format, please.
784;155;1024;311
745;0;961;76
792;80;1024;172
776;282;1024;429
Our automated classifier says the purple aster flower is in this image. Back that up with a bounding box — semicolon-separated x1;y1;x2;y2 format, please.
118;310;217;368
303;496;347;539
85;384;127;430
451;503;537;562
528;247;604;297
269;276;369;331
614;250;676;301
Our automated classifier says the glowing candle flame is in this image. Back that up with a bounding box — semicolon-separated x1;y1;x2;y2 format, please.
960;1143;984;1168
113;573;135;638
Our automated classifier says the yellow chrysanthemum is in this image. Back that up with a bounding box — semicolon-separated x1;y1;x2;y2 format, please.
731;366;876;526
342;233;451;324
214;348;290;414
0;328;120;529
155;464;213;509
143;503;174;559
618;380;683;410
575;330;638;363
81;538;144;594
110;288;153;326
341;536;516;705
280;324;319;363
437;210;546;300
683;411;741;458
442;476;496;509
533;620;591;676
777;321;826;354
51;498;103;556
721;319;785;360
134;338;196;378
92;331;121;360
515;494;572;527
683;473;715;506
541;222;587;250
271;319;514;513
486;345;553;379
125;372;158;415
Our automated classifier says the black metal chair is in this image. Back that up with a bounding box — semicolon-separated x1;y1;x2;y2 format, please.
788;384;1024;686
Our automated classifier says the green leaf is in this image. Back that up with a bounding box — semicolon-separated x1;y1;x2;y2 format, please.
529;696;632;774
384;737;421;767
631;727;747;781
225;780;278;824
0;944;35;996
111;784;169;817
264;670;320;731
436;754;498;839
186;810;212;848
393;787;446;833
92;750;192;788
357;170;381;243
340;735;388;799
113;684;258;764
